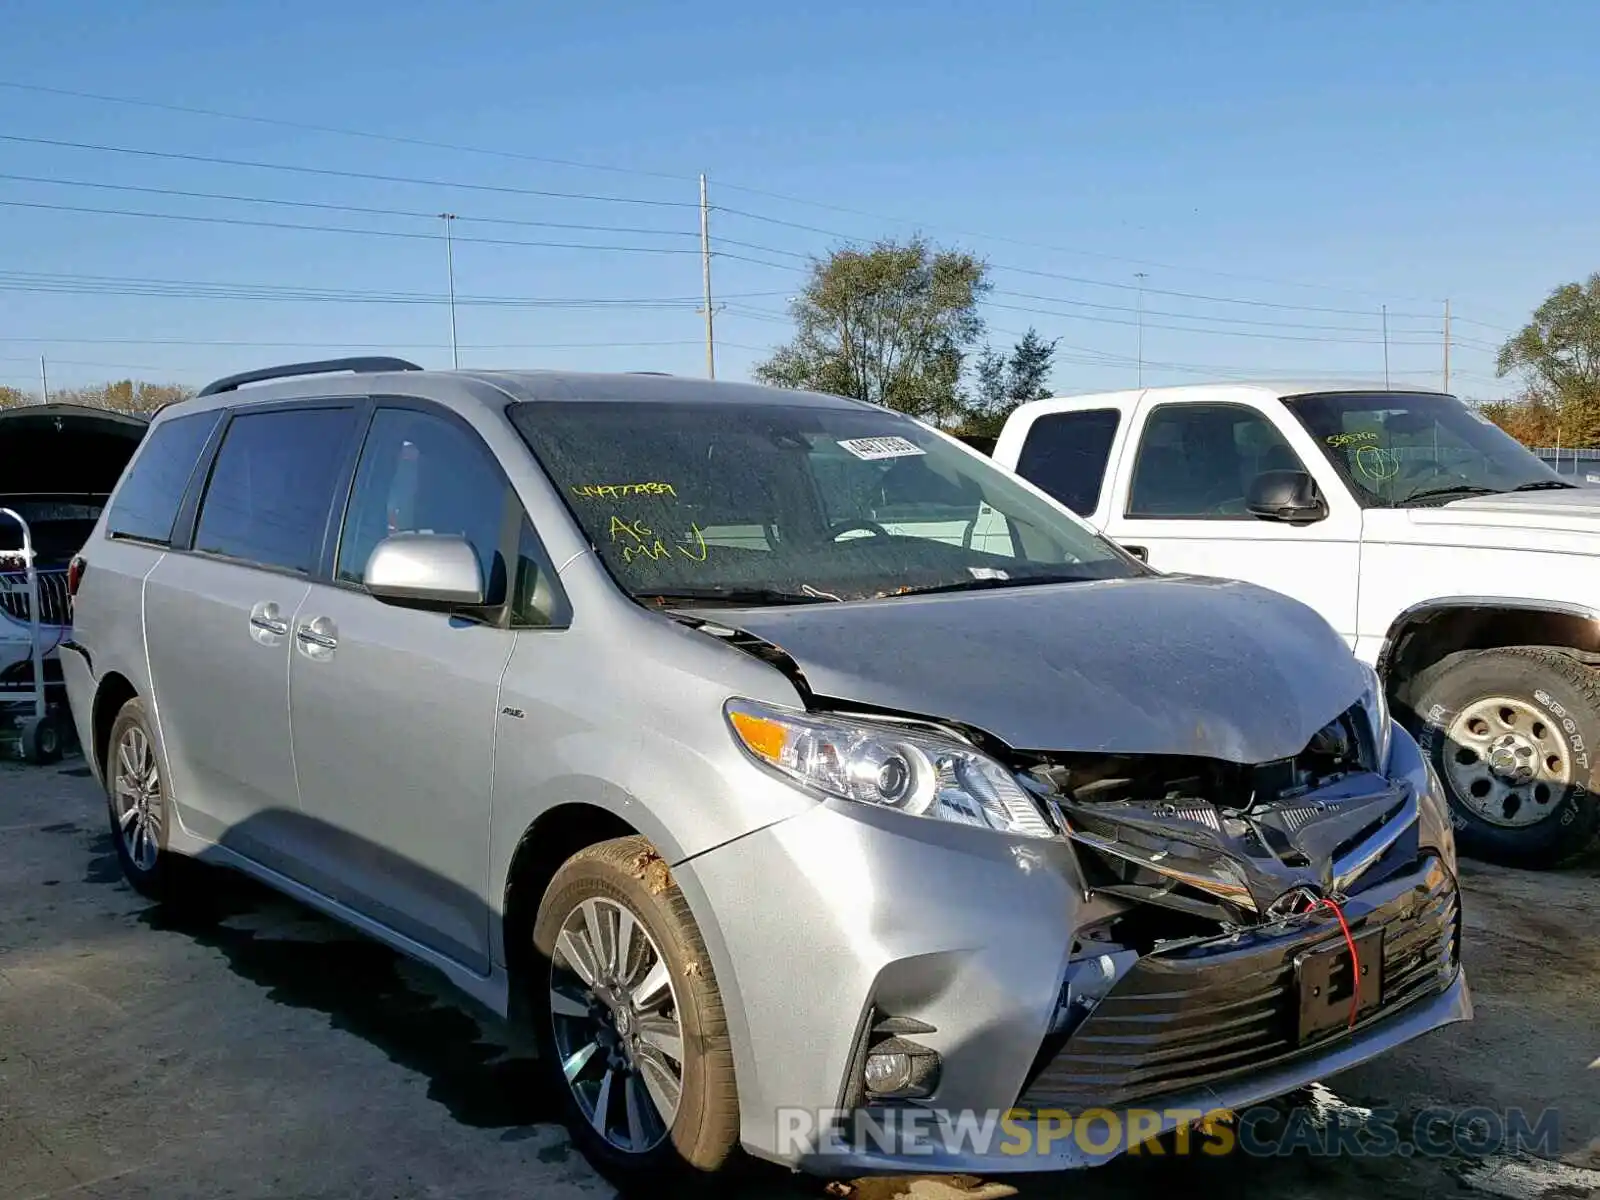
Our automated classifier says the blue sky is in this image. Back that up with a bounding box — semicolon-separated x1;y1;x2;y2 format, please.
0;0;1594;400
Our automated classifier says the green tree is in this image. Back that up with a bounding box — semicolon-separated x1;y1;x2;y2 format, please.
755;236;990;425
1495;272;1600;445
964;327;1060;437
0;385;31;408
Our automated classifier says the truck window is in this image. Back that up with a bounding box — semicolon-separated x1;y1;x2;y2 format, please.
1014;409;1121;516
1126;403;1305;518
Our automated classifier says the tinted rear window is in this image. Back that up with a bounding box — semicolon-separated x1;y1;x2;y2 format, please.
106;411;221;545
193;407;359;574
1014;409;1121;515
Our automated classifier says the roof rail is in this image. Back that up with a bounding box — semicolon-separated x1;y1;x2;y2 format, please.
197;356;423;398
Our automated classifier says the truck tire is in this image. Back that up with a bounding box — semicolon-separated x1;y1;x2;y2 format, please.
529;835;741;1187
1408;647;1600;868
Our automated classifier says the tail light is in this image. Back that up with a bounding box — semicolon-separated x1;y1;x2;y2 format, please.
67;554;86;597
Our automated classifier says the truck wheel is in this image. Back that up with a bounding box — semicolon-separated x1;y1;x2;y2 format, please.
1408;647;1600;868
529;836;740;1186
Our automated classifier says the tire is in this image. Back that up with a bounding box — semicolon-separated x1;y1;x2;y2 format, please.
1407;647;1600;869
21;713;62;765
529;835;740;1188
103;697;180;900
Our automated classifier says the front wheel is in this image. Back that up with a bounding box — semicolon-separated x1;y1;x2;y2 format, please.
530;836;740;1185
1408;647;1600;868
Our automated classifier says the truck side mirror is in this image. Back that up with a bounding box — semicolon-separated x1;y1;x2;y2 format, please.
1247;470;1328;526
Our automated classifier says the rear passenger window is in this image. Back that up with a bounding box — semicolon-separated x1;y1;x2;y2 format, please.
1014;409;1121;515
106;411;221;545
193;407;360;573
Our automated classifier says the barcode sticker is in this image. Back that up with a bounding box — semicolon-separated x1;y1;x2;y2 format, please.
837;436;927;461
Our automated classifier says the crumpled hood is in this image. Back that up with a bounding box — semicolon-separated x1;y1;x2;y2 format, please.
690;574;1367;763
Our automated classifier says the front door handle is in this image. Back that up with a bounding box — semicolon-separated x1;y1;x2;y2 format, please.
295;622;339;651
1120;543;1150;563
250;614;289;635
297;614;340;662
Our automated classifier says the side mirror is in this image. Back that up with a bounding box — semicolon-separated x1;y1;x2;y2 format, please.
363;533;485;610
1246;470;1328;526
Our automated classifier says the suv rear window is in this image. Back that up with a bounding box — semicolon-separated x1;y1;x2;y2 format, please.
1014;409;1121;515
106;411;221;545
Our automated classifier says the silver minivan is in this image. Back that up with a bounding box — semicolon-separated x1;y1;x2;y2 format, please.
62;358;1469;1183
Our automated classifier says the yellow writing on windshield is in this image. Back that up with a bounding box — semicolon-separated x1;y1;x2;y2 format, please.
572;481;677;500
610;514;709;564
1326;431;1379;447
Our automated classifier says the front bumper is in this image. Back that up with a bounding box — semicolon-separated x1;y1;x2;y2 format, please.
675;790;1469;1175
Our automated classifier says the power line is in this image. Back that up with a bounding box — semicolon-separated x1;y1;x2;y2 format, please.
0;132;697;207
0;335;706;351
0;197;703;254
0;78;698;185
0;172;698;237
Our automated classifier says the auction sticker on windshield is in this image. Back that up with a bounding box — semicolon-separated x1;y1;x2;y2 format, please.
837;436;926;460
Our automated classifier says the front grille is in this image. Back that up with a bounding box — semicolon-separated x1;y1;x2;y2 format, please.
1020;856;1459;1111
0;569;72;628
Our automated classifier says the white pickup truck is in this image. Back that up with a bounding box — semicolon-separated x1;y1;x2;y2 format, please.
993;381;1600;869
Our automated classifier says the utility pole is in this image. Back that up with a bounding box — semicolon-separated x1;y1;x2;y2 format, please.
699;173;715;379
1134;272;1148;387
38;356;48;404
1442;298;1451;393
1382;305;1390;387
439;213;459;369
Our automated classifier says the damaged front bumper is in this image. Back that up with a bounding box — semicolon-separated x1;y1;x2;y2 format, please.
673;720;1470;1176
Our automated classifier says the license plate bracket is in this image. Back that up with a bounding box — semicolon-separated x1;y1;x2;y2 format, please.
1294;927;1384;1043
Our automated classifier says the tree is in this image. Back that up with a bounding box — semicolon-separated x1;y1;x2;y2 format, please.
0;385;30;409
755;236;990;425
50;379;194;413
963;327;1059;437
1495;273;1600;445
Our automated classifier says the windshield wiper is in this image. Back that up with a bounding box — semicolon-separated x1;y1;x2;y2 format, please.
638;586;838;607
1402;484;1499;505
876;572;1095;599
1510;479;1577;492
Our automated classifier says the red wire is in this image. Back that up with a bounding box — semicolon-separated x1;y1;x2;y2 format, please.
1311;897;1362;1030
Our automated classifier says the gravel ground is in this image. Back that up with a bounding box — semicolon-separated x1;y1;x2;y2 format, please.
1;755;1595;1200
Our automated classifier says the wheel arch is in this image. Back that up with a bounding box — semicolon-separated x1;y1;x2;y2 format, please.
1377;596;1600;712
90;670;139;780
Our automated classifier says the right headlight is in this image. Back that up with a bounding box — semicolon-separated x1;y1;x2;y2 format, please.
724;698;1056;839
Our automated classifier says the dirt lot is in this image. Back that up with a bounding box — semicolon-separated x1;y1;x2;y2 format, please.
1;756;1596;1200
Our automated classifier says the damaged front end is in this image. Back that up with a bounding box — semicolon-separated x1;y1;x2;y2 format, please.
1013;699;1464;1112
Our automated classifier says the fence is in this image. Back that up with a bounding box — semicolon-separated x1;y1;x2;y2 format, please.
1531;447;1600;483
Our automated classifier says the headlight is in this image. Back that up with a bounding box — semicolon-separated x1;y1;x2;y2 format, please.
725;698;1056;839
1358;662;1392;770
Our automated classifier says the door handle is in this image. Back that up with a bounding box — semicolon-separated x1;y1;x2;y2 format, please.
1120;543;1149;563
295;624;339;651
250;615;289;635
248;600;289;638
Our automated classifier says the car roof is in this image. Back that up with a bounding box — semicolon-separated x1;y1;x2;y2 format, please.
1008;378;1452;420
157;366;874;423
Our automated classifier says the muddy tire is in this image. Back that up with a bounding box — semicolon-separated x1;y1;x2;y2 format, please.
529;835;740;1188
1407;647;1600;869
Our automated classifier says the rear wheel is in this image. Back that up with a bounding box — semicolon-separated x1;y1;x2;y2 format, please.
1408;647;1600;868
530;836;740;1187
104;697;178;900
20;712;62;765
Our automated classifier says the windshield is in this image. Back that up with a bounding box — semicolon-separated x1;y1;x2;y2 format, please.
510;398;1141;604
1281;390;1566;506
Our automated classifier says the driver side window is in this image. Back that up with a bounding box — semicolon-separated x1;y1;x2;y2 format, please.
1126;403;1305;519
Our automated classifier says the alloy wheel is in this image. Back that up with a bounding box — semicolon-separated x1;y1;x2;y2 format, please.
112;724;163;871
549;896;685;1154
